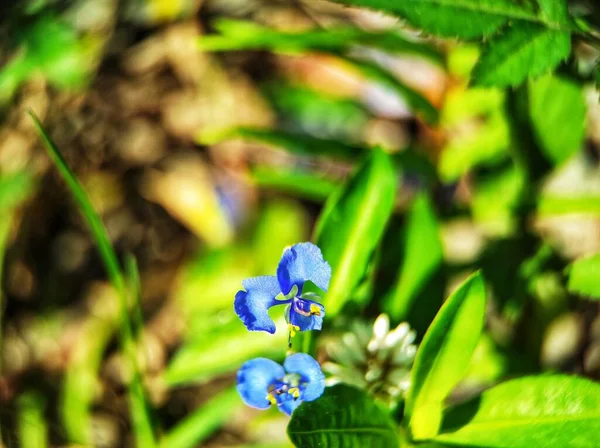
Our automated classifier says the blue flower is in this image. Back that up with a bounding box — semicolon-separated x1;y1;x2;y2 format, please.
236;353;325;415
234;242;331;334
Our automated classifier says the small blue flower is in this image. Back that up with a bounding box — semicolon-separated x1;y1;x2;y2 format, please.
234;242;331;334
236;353;325;415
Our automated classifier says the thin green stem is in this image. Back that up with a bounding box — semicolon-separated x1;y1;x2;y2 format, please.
0;215;9;444
0;216;9;374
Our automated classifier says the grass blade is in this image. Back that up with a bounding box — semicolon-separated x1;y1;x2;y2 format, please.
29;111;156;447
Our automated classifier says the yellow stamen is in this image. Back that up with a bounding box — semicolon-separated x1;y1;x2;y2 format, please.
266;393;277;405
288;324;300;337
309;303;322;316
288;387;300;399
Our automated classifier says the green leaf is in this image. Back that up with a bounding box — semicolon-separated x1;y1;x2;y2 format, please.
315;149;396;317
163;314;287;385
329;0;558;39
18;14;90;89
252;166;338;202
568;253;600;300
406;272;487;440
384;193;443;321
287;385;398;448
537;195;600;216
472;23;571;88
18;391;48;448
439;111;510;182
439;87;510;182
0;170;34;211
536;0;570;25
199;127;366;161
471;163;524;235
199;22;439;123
159;387;241;448
262;83;369;142
527;74;585;165
436;375;600;448
201;19;443;65
347;58;439;124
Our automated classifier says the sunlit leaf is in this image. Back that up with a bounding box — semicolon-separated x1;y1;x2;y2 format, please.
315;149;396;317
527;74;586;165
436;376;600;447
472;23;570;87
329;0;567;38
384;194;443;322
0;170;34;211
287;385;398;448
407;272;487;440
537;195;600;216
568;253;600;300
18;391;48;448
439;112;510;182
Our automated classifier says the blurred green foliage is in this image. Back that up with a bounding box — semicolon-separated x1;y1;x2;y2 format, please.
3;0;600;446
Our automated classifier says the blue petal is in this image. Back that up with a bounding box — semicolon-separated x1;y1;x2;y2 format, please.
289;297;325;332
237;358;285;410
234;276;282;333
284;353;325;402
277;243;331;295
278;398;302;416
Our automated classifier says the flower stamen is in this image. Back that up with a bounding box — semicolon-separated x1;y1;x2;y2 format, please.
288;387;300;399
288;324;300;338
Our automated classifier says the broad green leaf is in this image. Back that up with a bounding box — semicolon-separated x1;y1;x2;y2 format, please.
472;23;570;88
436;375;600;448
199;127;365;161
330;0;558;39
252;166;338;202
384;194;443;321
536;0;570;24
163;314;287;385
159;388;241;448
287;385;398;448
315;149;396;317
348;58;439;123
406;272;486;440
567;253;600;299
527;74;585;165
